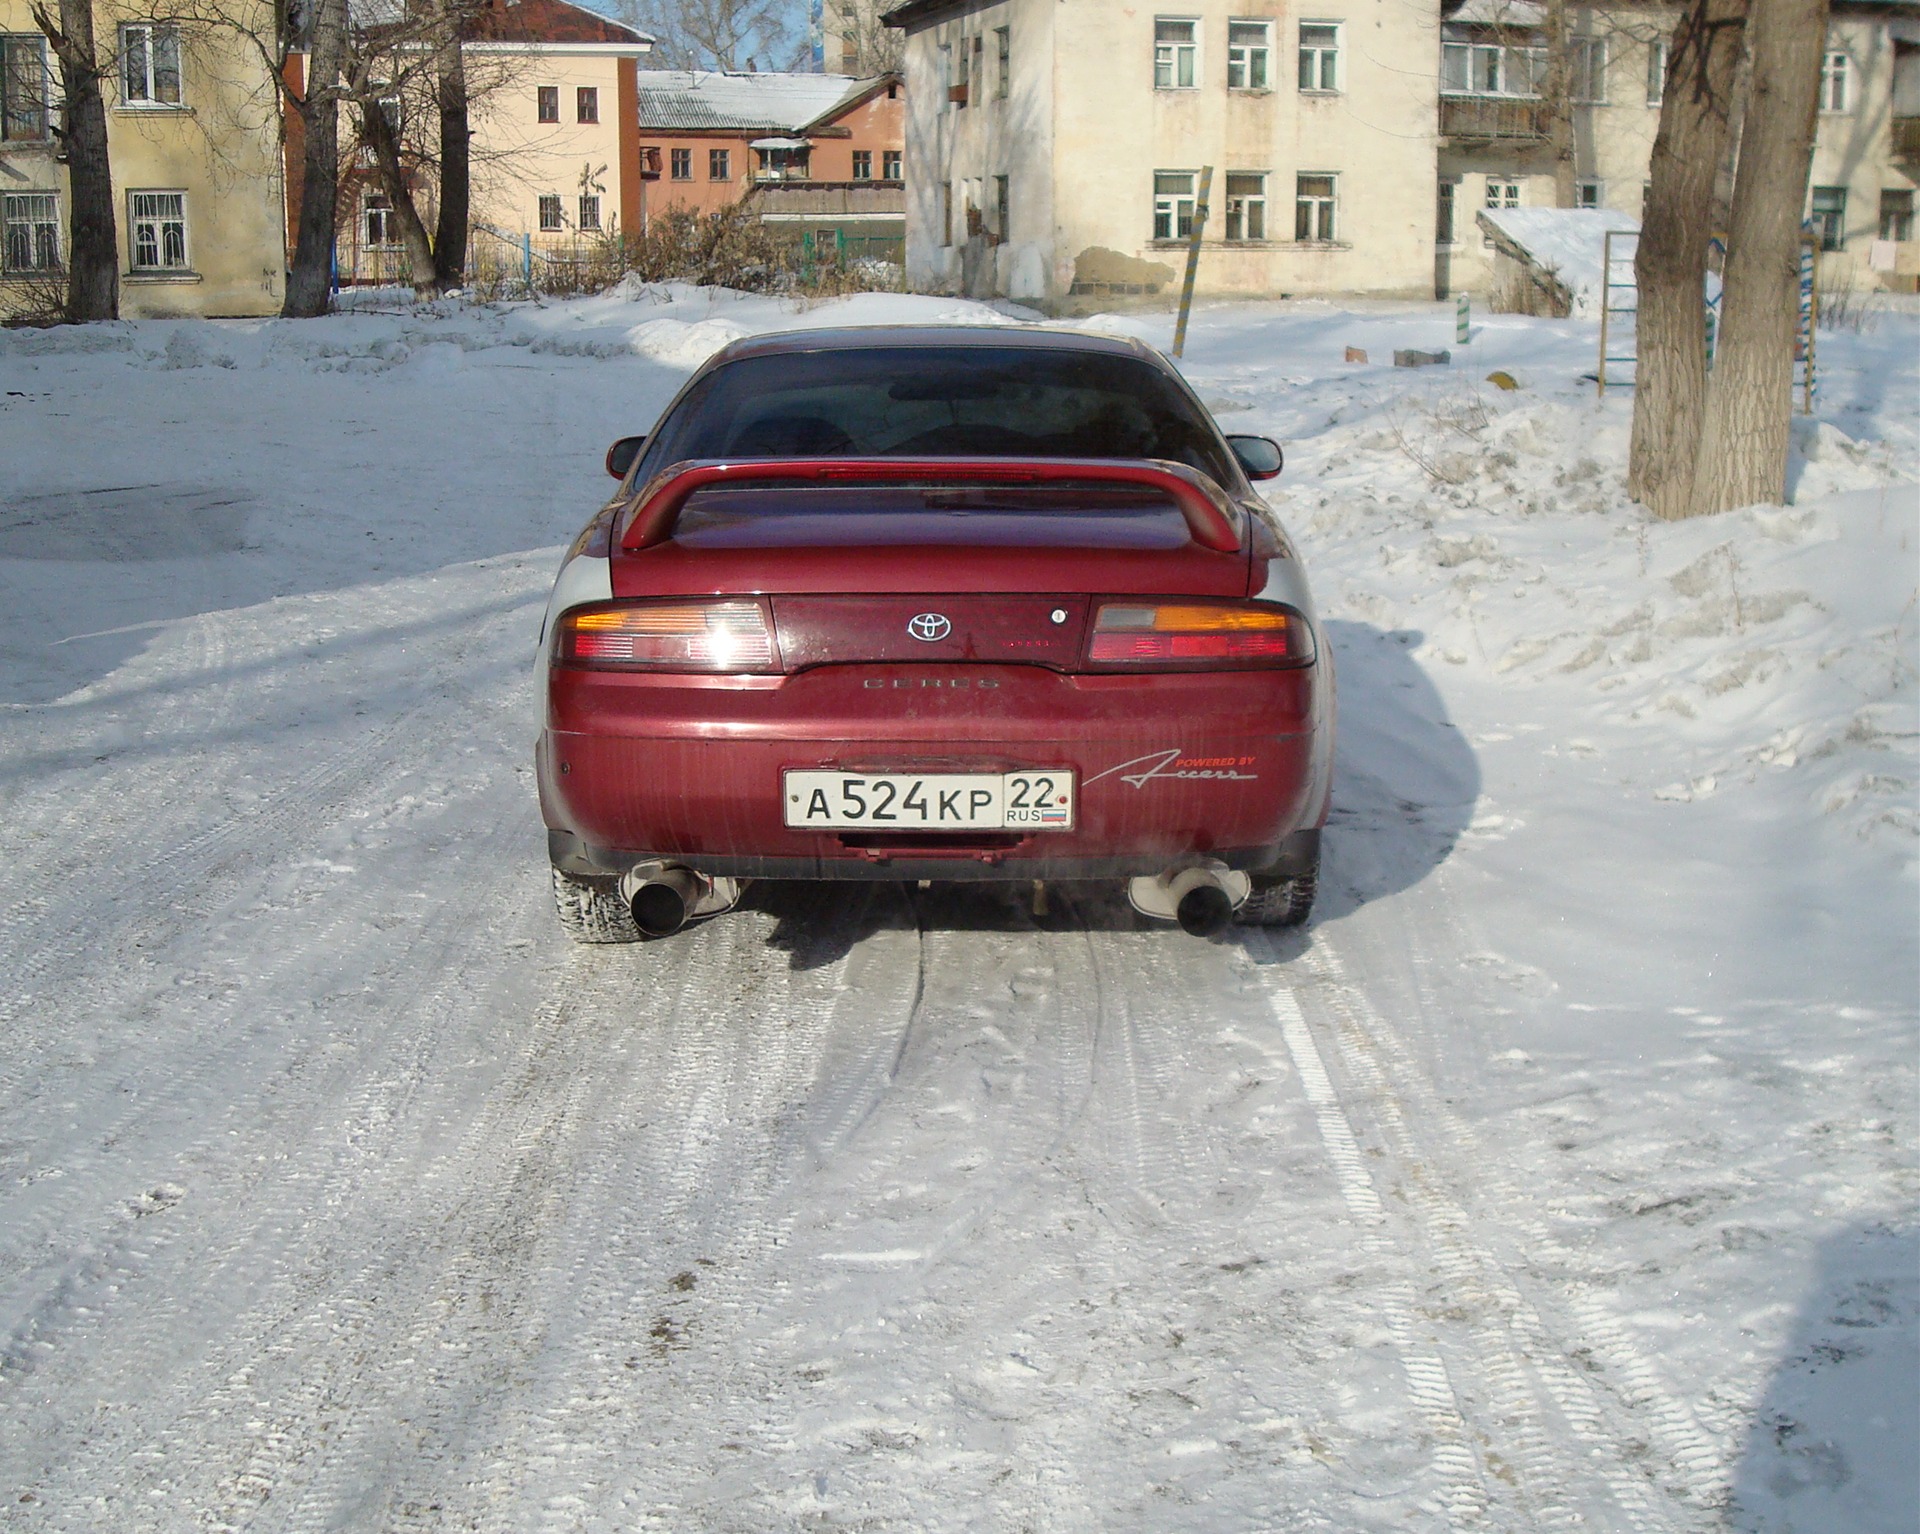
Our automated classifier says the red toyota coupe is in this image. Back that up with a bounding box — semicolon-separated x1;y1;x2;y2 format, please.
536;326;1333;941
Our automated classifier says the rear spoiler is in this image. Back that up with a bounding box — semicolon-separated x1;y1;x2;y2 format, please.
617;457;1245;554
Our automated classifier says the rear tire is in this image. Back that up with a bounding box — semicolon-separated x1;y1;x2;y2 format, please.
1235;872;1317;928
551;866;642;944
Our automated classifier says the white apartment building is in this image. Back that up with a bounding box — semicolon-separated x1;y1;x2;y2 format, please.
884;0;1920;306
883;0;1444;303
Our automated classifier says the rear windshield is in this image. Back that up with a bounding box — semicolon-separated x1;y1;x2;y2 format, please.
640;346;1238;488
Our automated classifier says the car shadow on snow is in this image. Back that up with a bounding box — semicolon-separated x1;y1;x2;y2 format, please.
1727;1220;1919;1534
753;620;1480;971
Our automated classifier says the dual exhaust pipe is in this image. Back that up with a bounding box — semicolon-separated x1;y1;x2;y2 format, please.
1126;861;1251;936
620;860;1243;939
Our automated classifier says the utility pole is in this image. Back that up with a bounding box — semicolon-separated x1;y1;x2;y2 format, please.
1171;165;1212;358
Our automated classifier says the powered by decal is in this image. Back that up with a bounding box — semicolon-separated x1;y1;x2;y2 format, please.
1085;749;1260;789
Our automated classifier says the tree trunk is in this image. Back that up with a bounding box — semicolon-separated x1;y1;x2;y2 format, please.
1691;0;1828;516
1628;0;1748;518
283;0;348;318
432;25;471;291
360;91;438;297
31;0;117;322
1544;0;1578;207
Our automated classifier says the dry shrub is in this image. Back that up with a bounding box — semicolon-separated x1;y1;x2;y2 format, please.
1;268;71;328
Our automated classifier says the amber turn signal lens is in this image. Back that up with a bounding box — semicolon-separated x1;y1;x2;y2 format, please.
1088;601;1313;668
557;601;778;671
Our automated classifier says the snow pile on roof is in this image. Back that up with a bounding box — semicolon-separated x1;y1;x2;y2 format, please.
1479;206;1641;317
636;70;878;132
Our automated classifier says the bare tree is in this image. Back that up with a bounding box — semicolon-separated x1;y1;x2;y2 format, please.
1690;0;1829;516
284;0;350;316
1628;0;1748;518
28;0;117;320
1542;0;1577;207
822;0;900;75
631;0;800;71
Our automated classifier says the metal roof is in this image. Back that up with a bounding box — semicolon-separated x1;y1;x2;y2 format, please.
636;71;886;133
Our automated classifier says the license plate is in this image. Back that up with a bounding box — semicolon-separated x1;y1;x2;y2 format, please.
784;770;1075;831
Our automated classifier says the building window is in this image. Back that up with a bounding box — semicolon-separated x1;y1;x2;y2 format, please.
1575;179;1602;209
995;173;1010;238
120;23;182;106
1880;188;1914;243
996;26;1010;97
538;194;564;231
1809;185;1846;250
579;194;600;230
1571;37;1607;103
1153;169;1198;240
3;191;59;271
363;192;397;249
1436;178;1457;244
537;85;558;123
1441;38;1544;97
852;149;872;179
1484;177;1520;244
128;190;187;270
709;147;730;179
1298;22;1340;92
883;149;902;180
1228;20;1271;90
1819;50;1850;113
953;35;970;107
2;35;49;140
1154;18;1198;89
1223;172;1267;241
576;86;598;123
1295;173;1336;242
670;147;692;179
1646;38;1668;106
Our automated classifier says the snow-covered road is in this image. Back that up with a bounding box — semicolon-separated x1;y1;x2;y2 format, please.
1;290;1913;1532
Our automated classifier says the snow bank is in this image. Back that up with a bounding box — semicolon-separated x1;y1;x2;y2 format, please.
1480;206;1642;316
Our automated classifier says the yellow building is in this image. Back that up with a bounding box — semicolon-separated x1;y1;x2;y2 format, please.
0;0;287;317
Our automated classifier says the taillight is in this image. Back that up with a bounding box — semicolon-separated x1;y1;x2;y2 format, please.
555;600;779;671
1087;601;1314;669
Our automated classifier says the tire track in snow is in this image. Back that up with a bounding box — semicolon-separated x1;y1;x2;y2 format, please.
1268;934;1698;1533
1334;909;1737;1510
1254;967;1496;1530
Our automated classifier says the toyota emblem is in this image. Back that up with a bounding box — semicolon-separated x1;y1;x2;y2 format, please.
907;612;952;643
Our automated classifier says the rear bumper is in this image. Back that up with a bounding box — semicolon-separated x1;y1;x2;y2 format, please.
549;827;1322;883
539;661;1332;882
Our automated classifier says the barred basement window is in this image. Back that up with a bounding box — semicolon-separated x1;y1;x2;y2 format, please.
129;190;187;270
579;194;600;230
3;191;59;271
538;194;564;231
121;24;182;106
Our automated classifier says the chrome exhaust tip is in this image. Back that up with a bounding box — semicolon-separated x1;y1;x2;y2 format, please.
1127;861;1250;936
619;862;745;938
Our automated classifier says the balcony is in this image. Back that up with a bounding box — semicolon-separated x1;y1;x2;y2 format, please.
1439;94;1550;142
1895;116;1920;161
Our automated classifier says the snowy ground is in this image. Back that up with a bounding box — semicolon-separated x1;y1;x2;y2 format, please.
0;285;1914;1533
